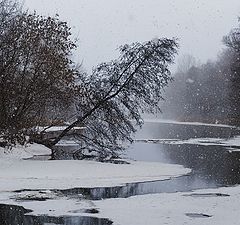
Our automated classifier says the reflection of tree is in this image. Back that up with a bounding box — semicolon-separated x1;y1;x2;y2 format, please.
0;204;30;225
59;183;140;200
0;203;64;225
0;204;112;225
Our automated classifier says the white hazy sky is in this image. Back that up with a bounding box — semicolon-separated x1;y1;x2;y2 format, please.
25;0;240;72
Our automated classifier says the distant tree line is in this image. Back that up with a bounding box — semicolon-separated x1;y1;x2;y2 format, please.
163;18;240;125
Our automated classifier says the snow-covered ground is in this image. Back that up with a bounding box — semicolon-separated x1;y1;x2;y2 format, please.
0;144;190;192
1;183;240;225
94;185;240;225
0;143;193;223
36;126;86;132
0;158;190;192
1;141;240;225
0;143;52;159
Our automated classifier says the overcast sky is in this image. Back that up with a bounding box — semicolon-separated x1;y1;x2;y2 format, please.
25;0;240;72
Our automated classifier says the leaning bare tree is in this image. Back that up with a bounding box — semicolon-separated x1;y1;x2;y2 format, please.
47;38;178;159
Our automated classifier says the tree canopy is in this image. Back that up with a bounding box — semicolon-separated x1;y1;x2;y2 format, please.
0;5;78;144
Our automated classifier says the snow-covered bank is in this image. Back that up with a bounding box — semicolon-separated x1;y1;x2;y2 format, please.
2;183;240;225
136;136;240;148
0;159;191;192
144;119;235;128
36;126;86;132
1;141;239;224
0;143;52;159
0;144;191;192
94;185;240;225
0;143;192;222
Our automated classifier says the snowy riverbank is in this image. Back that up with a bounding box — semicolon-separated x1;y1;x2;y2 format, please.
143;119;236;128
1;140;240;224
0;142;192;224
1;180;240;225
94;185;240;225
0;144;190;191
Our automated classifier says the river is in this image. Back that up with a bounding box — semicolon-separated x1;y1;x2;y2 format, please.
1;121;240;224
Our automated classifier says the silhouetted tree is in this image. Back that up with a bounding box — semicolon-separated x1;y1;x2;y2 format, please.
48;38;178;159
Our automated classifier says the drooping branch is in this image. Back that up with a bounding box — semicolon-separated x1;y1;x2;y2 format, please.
49;38;178;148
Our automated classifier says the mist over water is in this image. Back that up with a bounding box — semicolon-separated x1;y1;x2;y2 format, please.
159;51;237;124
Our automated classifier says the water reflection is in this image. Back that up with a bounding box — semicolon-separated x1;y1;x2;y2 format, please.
131;122;240;184
162;144;240;185
0;204;113;225
128;141;240;186
58;175;218;200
